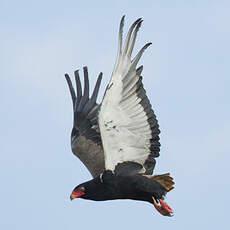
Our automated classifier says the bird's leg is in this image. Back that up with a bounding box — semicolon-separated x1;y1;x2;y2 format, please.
152;197;173;217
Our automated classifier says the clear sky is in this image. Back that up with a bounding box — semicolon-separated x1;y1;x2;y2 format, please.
1;0;230;229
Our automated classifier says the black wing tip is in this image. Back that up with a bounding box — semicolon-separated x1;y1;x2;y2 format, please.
136;65;143;75
120;15;125;30
83;66;89;81
97;72;103;85
64;73;70;79
129;18;143;35
145;42;152;48
98;72;103;79
90;72;103;104
135;17;143;24
137;19;143;28
122;16;143;30
74;69;80;76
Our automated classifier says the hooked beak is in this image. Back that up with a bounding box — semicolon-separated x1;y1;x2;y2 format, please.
70;194;76;201
152;197;174;217
70;187;85;201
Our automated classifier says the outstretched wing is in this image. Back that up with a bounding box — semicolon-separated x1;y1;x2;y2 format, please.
65;67;105;178
98;16;160;175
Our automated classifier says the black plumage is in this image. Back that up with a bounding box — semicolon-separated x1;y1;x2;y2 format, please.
65;16;175;216
72;170;166;202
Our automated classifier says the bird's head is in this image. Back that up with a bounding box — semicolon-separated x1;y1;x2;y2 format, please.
70;185;86;200
70;177;102;201
70;175;111;201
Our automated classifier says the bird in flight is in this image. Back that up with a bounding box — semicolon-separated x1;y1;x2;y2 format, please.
65;16;175;217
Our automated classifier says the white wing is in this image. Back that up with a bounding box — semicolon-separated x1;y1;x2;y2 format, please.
98;16;160;174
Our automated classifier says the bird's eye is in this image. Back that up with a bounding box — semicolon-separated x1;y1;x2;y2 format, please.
80;186;85;192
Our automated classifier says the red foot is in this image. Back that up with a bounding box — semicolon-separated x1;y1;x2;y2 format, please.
153;198;173;217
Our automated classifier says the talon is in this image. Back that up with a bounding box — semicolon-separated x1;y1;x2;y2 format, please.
153;197;173;217
159;199;173;213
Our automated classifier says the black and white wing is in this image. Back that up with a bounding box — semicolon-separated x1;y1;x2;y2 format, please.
65;67;105;178
98;17;160;175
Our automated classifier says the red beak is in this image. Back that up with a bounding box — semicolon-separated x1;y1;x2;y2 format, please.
70;187;85;200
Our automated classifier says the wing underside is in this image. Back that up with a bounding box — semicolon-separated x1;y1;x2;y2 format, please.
65;67;105;178
98;17;160;175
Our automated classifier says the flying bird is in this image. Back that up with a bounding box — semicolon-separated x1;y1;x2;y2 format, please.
65;16;174;216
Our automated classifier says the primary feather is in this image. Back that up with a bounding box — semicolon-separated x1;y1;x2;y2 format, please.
98;16;160;174
65;67;105;178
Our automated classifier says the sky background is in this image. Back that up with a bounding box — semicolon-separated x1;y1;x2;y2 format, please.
1;0;230;229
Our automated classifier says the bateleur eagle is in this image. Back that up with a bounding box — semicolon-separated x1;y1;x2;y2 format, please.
65;16;175;217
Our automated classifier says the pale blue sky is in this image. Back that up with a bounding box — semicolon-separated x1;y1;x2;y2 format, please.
1;1;230;229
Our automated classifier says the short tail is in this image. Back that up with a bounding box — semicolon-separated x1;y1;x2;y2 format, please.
153;173;174;192
144;173;175;193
